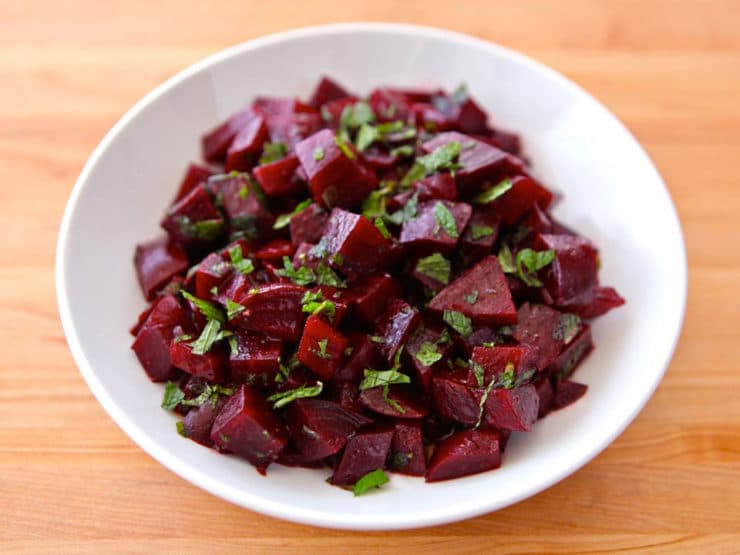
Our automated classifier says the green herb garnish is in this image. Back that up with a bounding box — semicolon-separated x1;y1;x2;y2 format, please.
353;468;390;496
259;141;287;165
228;245;254;275
334;133;355;159
415;341;442;367
473;178;513;204
178;216;223;241
401;141;461;187
415;252;451;285
313;146;325;161
463;290;479;304
374;217;391;239
275;256;316;286
470;224;494;240
359;348;410;413
301;290;336;320
273;198;312;230
443;310;472;339
267;382;324;409
225;298;245;320
162;381;233;410
553;313;582;344
515;248;556;287
181;290;225;323
433;202;459;238
387;191;419;225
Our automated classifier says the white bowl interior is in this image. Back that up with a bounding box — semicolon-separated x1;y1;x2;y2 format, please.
57;24;686;530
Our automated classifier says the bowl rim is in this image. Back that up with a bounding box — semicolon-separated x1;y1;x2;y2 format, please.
56;21;688;530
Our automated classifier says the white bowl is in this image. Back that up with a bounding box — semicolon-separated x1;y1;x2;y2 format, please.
56;23;687;530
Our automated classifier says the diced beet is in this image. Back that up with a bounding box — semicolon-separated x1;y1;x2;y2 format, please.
207;173;274;239
291;242;323;272
321;208;391;274
285;398;371;461
471;344;538;384
399;200;472;255
202;108;253;163
131;296;191;382
194;252;232;299
254;239;294;263
431;376;480;426
331;427;394;485
225;111;269;172
359;386;428;419
134;237;189;301
426;429;501;482
513;303;583;371
549;325;594;381
295;129;378;209
369;88;411;122
412;103;456;132
254;96;316;115
253;154;303;197
229;331;282;385
389;422;426;476
406;327;454;394
488;128;522;156
428;255;517;326
210;385;287;472
175;163;213;202
431;90;488;135
374;298;422;363
297;315;349;381
566;286;625;319
423;132;510;195
288;204;328;247
161;185;225;249
455;326;500;358
485;175;553;226
330;381;364;413
180;396;227;447
170;340;228;382
231;283;306;341
483;385;539;432
523;202;556;236
334;332;383;382
345;274;398;326
319;96;359;126
130;304;155;337
459;210;499;263
534;378;555;418
415;173;458;201
309;76;351;107
534;233;599;306
553;380;588;409
265;112;324;149
361;147;402;173
276;446;328;468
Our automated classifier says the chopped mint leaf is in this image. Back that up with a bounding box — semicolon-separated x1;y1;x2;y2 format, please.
451;82;468;104
390;144;414;158
369;335;386;344
443;310;472;339
161;381;185;410
334;133;355;159
174;333;193;344
267;381;323;409
497;243;516;274
374;217;391;239
553;313;582;344
339;100;375;130
415;341;442;367
415;252;451;285
225;298;245;320
387;191;419;225
471;361;485;388
433;202;459;238
316;339;330;359
353;468;389;496
176;421;189;437
189;319;222;355
228;245;254;275
259;141;287;165
313;146;325;161
498;362;516;389
359;368;411;390
355;123;379;151
238;184;249;200
273;198;313;230
181;290;225;323
275;256;316;286
401;141;461;187
475;372;498;428
301;290;336;320
471;224;494;240
316;263;347;288
515;367;537;387
228;335;238;357
463;290;479;304
516;248;556;287
178;216;223;241
473;178;513;204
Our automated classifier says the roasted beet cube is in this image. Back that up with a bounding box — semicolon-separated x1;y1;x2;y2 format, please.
202;108;253;163
565;286;625;319
406;326;454;394
210;385;287;472
321;208;391;274
488;128;522;156
369;88;411;123
389;422;426;476
229;331;282;385
513;303;583;371
291;242;323;272
428;255;517;326
549;324;594;381
134;237;189;301
231;283;306;342
431;89;488;135
253;153;303;197
553;380;588;409
471;344;538;384
254;239;294;263
534;378;555;418
297;315;349;381
426;429;501;482
534;233;599;306
330;381;364;413
180;395;227;447
170;340;228;382
161;185;225;249
131;296;191;382
308;76;351;107
289;203;329;247
345;273;398;326
459;210;499;263
207;173;274;239
295;129;378;209
174;163;212;202
285;398;371;461
194;252;232;299
483;385;539;432
130;304;155;337
265;112;324;149
374;298;422;363
431;376;480;426
254;96;316;115
359;386;428;419
415;173;458;201
331;427;394;486
225;111;269;172
399;200;472;255
334;332;383;382
485;175;553;226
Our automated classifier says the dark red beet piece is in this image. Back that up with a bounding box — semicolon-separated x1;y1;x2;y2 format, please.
265;112;324;149
426;429;501;482
374;298;421;363
553;380;588;409
369;88;411;123
285;398;371;462
210;385;288;473
194;252;232;300
399;200;472;255
253;154;303;197
549;325;594;381
297;314;349;381
471;344;538;384
488;128;522;156
459;210;499;264
170;340;228;382
229;331;282;386
431;89;489;135
406;326;454;394
331;427;394;486
565;286;625;319
231;283;306;342
254;96;316;115
431;376;480;426
174;163;212;202
389;422;426;476
483;385;539;432
534;378;555;419
513;303;583;371
295;129;378;209
202;108;253;163
344;273;398;327
225;110;269;172
289;203;328;247
428;255;517;326
134;237;189;301
414;173;458;201
254;239;294;263
321;208;392;274
161;185;225;249
334;332;383;382
308;76;351;107
359;386;428;419
207;173;274;238
130;304;155;337
181;396;227;447
485;175;553;226
534;233;599;307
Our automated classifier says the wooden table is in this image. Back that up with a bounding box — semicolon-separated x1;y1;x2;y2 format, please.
3;1;739;552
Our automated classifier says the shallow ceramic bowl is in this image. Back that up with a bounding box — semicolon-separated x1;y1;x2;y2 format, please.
56;23;687;530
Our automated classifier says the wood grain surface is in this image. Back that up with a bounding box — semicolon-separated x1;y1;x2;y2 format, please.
2;1;739;553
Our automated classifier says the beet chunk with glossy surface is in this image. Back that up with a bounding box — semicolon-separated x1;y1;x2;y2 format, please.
170;340;228;382
483;385;539;432
210;385;287;473
225;109;269;172
553;380;588;409
134;237;189;301
231;283;306;341
389;422;426;476
289;203;328;247
321;208;392;274
513;303;583;371
208;173;274;238
359;386;428;419
201;108;253;163
161;185;225;250
297;315;349;381
426;429;501;482
374;298;422;363
431;376;480;426
534;233;599;306
331;427;394;486
399;200;472;254
229;331;282;385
